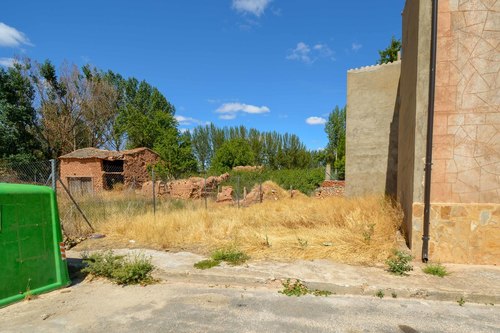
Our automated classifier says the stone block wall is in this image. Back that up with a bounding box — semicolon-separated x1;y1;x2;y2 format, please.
412;202;500;264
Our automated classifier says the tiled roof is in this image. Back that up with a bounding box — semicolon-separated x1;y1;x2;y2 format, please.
59;147;158;160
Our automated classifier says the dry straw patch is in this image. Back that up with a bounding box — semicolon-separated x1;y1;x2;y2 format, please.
98;183;402;265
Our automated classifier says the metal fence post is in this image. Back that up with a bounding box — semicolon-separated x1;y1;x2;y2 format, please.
237;175;240;208
259;182;263;203
50;159;57;193
204;175;208;210
152;168;156;215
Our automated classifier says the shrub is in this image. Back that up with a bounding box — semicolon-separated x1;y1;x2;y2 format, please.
82;251;155;285
386;250;413;276
422;263;449;277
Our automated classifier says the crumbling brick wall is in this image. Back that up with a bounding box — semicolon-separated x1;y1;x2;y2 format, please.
123;149;159;189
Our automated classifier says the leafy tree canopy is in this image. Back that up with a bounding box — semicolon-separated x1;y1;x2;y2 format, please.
378;36;401;64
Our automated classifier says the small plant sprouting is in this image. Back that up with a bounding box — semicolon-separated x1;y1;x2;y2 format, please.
193;259;220;270
457;297;466;306
279;279;332;297
297;238;308;248
386;250;414;276
422;263;449;277
375;290;385;298
279;279;309;297
363;223;375;243
391;292;397;298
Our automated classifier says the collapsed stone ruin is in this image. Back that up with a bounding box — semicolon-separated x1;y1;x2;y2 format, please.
314;180;345;198
141;173;230;199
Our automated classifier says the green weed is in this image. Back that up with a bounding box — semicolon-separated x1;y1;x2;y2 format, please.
279;279;332;297
386;250;413;276
211;248;249;265
375;290;385;298
82;250;155;285
457;297;466;306
422;263;449;277
194;259;221;270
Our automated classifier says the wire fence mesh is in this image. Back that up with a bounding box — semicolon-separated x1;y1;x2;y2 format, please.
0;158;337;239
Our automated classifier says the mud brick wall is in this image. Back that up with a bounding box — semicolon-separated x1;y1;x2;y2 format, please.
59;158;103;192
123;149;159;188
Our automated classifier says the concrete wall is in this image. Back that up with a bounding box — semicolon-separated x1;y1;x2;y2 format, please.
345;61;401;197
398;0;433;247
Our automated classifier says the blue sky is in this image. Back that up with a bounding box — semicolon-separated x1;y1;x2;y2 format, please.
1;0;404;150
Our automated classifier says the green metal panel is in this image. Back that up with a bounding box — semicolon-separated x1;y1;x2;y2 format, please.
0;183;70;307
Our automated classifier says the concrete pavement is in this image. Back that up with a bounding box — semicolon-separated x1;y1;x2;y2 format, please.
70;248;500;304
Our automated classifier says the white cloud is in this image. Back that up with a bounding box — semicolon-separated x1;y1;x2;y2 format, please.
352;42;362;51
216;102;270;120
287;42;335;64
286;42;312;64
175;115;209;126
0;22;32;47
0;57;15;67
305;116;327;125
232;0;272;17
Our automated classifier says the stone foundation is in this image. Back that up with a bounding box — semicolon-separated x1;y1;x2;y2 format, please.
412;202;500;265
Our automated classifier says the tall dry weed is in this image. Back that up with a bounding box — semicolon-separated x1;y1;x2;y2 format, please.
97;190;403;265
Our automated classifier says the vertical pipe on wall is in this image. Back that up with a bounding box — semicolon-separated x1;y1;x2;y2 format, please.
422;0;439;263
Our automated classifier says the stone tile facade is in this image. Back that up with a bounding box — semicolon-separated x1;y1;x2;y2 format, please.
411;0;500;264
431;0;500;203
412;202;500;264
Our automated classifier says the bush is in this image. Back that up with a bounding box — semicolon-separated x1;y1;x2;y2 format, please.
82;251;155;285
194;259;220;270
386;250;413;276
222;168;324;196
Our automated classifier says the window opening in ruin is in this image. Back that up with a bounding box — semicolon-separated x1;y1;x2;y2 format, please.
103;160;124;173
104;174;124;190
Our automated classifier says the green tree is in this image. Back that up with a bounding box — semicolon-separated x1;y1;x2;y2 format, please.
0;64;41;160
210;138;254;173
325;106;346;179
154;129;197;179
191;125;212;171
378;36;401;64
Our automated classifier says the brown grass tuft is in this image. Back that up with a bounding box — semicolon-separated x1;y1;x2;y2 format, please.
96;193;403;265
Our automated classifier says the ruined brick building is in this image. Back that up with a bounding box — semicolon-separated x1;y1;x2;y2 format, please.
59;147;159;195
346;0;499;264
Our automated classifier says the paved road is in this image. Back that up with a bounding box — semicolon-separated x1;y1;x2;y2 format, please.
0;281;498;333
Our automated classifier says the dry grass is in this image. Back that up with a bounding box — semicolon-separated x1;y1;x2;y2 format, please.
94;182;403;265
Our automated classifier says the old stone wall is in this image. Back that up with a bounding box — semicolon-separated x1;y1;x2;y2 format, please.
345;61;401;197
123;149;159;188
430;0;500;203
59;158;104;192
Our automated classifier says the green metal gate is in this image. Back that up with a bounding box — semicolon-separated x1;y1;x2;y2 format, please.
0;183;70;307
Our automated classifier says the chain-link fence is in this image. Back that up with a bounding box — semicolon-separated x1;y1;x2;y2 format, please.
1;159;336;238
